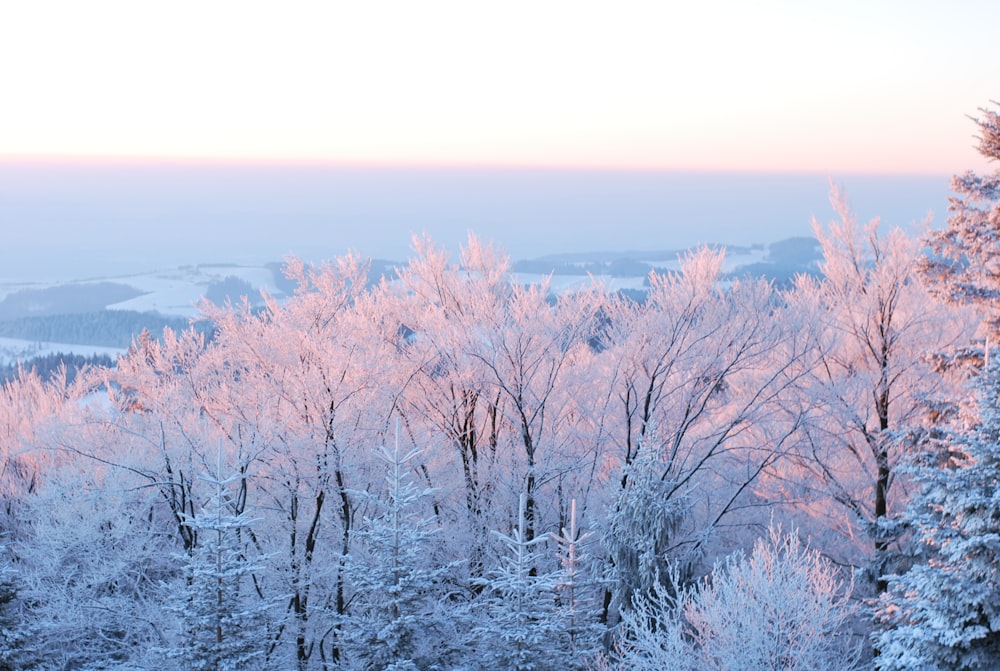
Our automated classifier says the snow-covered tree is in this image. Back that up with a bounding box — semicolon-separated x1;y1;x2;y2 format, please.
920;101;1000;341
381;235;605;582
0;545;38;671
197;255;384;668
781;185;971;593
876;362;1000;670
616;525;861;671
382;236;513;580
0;369;82;669
597;247;810;622
463;242;602;544
471;494;575;671
166;443;272;671
338;441;465;671
602;434;691;617
14;457;179;670
551;499;602;664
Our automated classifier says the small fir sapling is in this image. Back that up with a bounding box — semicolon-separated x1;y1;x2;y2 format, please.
471;493;568;671
166;441;272;671
338;440;465;671
551;498;603;666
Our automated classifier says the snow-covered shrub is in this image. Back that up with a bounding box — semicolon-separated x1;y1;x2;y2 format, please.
616;525;861;671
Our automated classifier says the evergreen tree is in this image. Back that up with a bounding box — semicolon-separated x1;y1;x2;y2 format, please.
920;101;1000;340
602;438;692;619
167;445;272;671
470;494;569;671
550;499;602;666
877;363;1000;670
338;442;465;671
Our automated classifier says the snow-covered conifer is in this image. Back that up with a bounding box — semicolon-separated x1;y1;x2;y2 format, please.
551;499;602;665
338;441;465;671
920;101;1000;339
877;363;1000;670
603;437;692;618
470;494;573;671
166;443;272;671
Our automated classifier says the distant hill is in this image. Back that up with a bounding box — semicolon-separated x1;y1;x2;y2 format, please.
0;282;146;319
728;236;822;284
511;237;820;286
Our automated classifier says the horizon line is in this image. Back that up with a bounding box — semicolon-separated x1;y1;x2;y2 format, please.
0;152;957;178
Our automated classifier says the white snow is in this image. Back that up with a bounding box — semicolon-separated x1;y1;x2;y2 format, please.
107;265;280;318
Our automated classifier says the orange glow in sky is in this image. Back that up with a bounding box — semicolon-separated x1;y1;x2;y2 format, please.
2;0;997;174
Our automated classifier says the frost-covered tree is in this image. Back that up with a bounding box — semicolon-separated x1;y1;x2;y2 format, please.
551;499;602;664
0;545;37;671
920;101;1000;340
616;525;861;671
338;441;465;671
602;435;691;617
166;444;272;671
382;236;513;580
197;255;383;668
782;186;971;593
0;369;80;670
381;235;604;581
14;472;177;669
598;247;809;623
466;245;602;544
6;374;192;671
471;494;579;671
876;363;1000;670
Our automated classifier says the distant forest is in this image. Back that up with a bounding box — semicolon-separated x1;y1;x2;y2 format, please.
0;310;209;348
0;309;215;384
0;351;116;385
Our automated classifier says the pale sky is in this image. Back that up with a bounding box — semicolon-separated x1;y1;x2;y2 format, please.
1;0;998;173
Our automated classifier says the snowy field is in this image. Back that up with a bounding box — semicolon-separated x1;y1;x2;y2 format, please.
105;264;281;317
